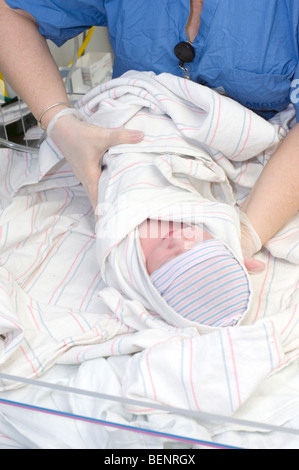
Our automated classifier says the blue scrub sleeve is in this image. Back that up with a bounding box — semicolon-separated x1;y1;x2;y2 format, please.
290;63;299;123
5;0;107;46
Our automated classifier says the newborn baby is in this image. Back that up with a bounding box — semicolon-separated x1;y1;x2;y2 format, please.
139;219;253;327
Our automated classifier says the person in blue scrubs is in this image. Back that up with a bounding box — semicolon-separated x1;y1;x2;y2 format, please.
0;0;298;257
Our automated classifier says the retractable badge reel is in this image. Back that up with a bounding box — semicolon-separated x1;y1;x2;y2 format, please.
174;41;195;79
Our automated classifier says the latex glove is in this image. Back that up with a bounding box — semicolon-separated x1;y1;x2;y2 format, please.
47;109;144;211
239;210;266;274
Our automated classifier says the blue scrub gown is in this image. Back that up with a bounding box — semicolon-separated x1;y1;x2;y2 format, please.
6;0;299;120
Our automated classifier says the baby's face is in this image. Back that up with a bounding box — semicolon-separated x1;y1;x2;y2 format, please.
139;219;214;275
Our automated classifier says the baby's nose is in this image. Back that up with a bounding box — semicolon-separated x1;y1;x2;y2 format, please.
182;226;197;240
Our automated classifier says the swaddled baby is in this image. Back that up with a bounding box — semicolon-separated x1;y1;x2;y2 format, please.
139;219;254;328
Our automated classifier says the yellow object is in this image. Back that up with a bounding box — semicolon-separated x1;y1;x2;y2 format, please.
68;27;95;66
0;71;8;97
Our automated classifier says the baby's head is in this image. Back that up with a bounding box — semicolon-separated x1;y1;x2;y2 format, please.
139;219;251;327
139;219;214;275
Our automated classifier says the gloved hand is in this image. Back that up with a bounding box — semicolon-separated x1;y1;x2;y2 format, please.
47;109;144;211
239;209;266;274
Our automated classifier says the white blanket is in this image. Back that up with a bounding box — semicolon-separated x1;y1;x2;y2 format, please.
0;71;299;448
84;72;299;414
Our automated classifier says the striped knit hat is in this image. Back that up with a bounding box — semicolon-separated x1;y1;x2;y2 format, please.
150;239;250;327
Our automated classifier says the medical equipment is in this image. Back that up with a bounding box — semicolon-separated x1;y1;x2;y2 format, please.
0;95;83;153
68;27;95;66
0;70;78;154
0;30;88;154
1;371;299;450
0;29;112;154
0;96;42;153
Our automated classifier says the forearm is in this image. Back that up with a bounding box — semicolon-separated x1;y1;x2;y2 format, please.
0;0;68;128
242;122;299;246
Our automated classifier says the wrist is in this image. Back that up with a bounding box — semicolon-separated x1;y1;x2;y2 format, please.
38;102;71;130
47;107;83;138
